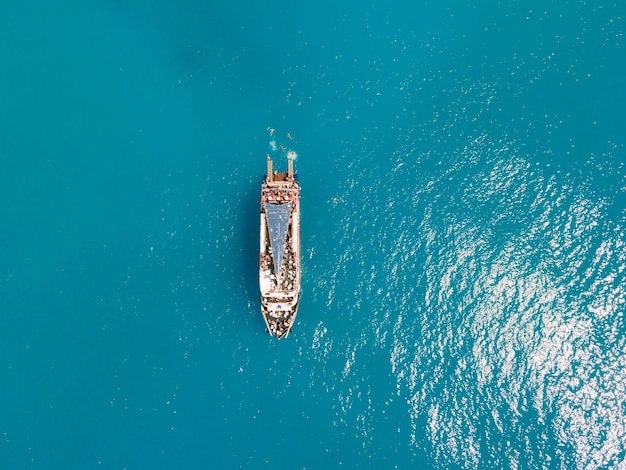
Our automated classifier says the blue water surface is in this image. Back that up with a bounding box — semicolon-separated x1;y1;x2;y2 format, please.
0;1;624;468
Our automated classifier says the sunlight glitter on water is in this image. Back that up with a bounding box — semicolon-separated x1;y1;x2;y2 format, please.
315;127;625;468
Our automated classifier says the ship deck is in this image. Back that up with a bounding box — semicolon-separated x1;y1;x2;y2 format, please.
259;156;300;339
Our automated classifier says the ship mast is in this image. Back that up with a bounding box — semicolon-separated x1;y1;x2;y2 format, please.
266;154;273;182
288;158;294;180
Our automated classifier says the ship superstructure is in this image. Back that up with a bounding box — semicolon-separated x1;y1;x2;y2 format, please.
259;154;300;339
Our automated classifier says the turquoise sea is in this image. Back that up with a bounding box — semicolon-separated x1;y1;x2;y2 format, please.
1;1;624;468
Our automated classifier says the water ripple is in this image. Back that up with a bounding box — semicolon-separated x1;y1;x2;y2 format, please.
311;130;625;468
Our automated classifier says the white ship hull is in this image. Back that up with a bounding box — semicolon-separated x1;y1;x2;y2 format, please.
259;156;301;339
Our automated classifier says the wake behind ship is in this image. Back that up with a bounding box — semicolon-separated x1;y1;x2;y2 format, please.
259;154;301;339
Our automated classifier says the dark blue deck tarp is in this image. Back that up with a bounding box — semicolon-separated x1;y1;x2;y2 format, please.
264;201;293;275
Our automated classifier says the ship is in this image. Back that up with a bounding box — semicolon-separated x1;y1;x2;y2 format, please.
259;153;301;339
